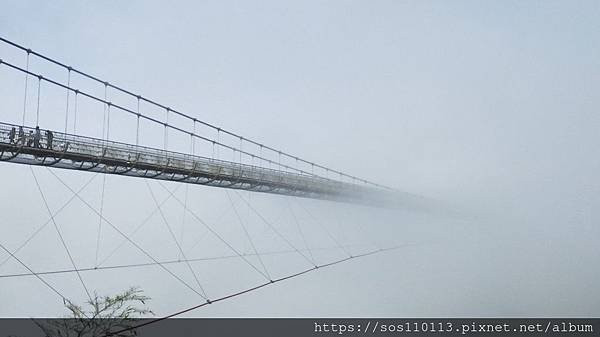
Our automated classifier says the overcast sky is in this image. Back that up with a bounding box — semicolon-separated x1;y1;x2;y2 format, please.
0;1;599;318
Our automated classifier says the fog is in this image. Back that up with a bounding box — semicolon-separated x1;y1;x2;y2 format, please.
0;1;598;317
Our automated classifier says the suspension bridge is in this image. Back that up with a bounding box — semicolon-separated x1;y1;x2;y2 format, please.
0;36;420;329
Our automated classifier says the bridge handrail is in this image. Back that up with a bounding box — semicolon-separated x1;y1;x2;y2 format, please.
0;122;369;195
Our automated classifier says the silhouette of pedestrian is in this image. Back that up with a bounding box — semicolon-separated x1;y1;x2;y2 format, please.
18;126;24;145
27;130;34;147
8;127;15;144
46;130;54;150
34;126;41;148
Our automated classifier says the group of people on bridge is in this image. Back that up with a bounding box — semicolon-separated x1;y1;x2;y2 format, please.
7;126;54;150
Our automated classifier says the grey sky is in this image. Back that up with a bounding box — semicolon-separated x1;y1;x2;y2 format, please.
0;1;599;317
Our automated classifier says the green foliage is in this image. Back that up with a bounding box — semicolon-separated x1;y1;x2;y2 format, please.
33;287;153;337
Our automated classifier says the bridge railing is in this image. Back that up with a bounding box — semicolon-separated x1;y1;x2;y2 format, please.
0;122;368;197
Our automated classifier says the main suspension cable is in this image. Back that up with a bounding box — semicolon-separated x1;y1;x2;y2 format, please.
0;36;389;190
0;59;343;184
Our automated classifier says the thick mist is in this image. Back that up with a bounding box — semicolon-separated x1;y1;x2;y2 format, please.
0;1;598;317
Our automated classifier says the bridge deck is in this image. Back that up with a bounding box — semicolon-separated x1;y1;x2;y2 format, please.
0;122;377;203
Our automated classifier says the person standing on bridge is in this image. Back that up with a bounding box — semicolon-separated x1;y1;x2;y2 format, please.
8;127;15;144
46;129;54;150
33;126;41;148
27;130;34;147
18;126;24;145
